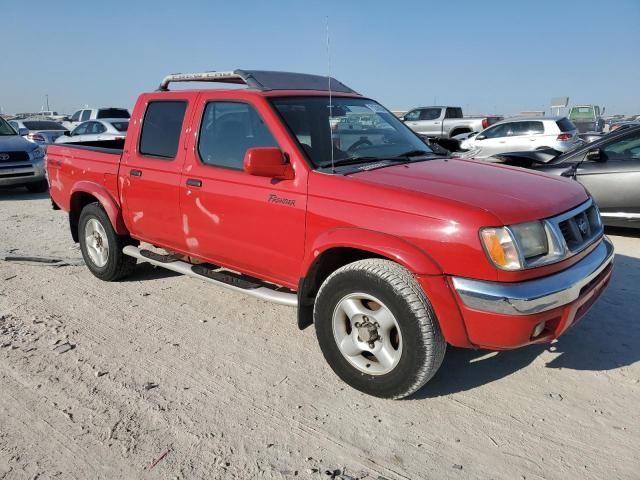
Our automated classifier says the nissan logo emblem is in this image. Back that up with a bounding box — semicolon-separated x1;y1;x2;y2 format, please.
577;217;588;235
0;153;9;161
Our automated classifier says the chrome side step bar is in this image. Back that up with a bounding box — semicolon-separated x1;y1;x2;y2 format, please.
122;246;298;307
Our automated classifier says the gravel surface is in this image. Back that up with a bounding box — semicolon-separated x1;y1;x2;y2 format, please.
1;188;639;480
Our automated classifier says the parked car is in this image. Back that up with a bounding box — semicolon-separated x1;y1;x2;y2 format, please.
493;125;640;228
610;120;640;132
568;105;605;133
0;116;48;192
458;117;581;160
8;119;69;147
47;69;613;399
55;119;128;144
36;111;67;121
401;106;502;138
62;107;130;130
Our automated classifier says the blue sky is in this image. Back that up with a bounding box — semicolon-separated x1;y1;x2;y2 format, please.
1;0;638;115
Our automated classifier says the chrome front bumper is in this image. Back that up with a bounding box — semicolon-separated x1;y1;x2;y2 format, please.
451;237;614;315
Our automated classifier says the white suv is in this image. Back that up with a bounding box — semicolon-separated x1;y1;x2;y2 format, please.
459;117;580;160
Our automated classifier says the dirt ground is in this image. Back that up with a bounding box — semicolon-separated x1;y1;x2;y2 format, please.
1;188;638;480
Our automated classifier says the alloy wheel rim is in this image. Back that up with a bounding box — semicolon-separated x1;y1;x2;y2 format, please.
332;292;403;376
84;218;109;267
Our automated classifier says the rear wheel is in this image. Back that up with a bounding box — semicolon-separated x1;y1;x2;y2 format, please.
314;259;446;399
78;202;136;281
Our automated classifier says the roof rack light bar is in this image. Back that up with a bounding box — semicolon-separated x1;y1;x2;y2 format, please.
158;71;246;91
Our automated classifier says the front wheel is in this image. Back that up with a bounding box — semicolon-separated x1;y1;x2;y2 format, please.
78;202;136;281
314;259;446;399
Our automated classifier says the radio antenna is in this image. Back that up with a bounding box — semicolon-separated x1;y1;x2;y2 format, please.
326;16;335;174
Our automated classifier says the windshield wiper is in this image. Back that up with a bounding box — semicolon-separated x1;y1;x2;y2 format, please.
395;149;432;157
319;156;407;169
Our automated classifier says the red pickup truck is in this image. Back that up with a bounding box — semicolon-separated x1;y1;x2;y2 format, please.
47;70;614;399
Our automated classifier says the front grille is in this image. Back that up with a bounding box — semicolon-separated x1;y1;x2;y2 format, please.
0;151;29;162
556;204;602;251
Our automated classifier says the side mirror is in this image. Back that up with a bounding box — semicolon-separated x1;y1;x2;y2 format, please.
18;128;29;136
244;147;294;180
476;134;486;140
586;148;606;162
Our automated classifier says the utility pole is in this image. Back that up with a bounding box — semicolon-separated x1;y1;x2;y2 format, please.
45;94;50;111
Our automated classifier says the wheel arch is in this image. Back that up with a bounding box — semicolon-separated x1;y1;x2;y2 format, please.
69;181;127;242
296;229;443;329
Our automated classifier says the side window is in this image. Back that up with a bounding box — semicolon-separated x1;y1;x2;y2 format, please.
80;110;91;122
482;123;509;139
72;123;89;136
198;101;278;170
419;108;442;120
94;122;107;134
9;121;19;130
71;110;81;122
601;131;640;160
445;108;462;119
404;110;420;121
139;101;187;159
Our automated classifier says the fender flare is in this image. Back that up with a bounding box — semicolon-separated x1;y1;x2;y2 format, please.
302;227;443;277
70;181;128;235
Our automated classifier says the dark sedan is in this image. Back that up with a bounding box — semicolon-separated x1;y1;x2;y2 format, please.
496;126;640;228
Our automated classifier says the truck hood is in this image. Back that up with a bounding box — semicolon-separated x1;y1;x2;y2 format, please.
0;134;37;152
349;158;589;225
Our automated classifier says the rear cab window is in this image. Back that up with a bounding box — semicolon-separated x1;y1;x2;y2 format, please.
139;101;188;159
97;108;130;119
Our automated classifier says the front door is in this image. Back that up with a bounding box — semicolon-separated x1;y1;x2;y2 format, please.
179;94;307;287
120;93;197;251
576;129;640;219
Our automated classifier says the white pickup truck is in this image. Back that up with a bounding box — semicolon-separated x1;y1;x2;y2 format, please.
401;106;502;138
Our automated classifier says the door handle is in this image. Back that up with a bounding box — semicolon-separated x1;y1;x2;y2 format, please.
130;169;142;177
186;178;202;187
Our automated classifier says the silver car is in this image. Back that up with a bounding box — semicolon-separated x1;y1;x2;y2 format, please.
8;119;69;147
55;119;128;144
458;116;581;160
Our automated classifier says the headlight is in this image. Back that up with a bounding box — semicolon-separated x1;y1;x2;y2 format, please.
29;147;45;161
510;221;548;258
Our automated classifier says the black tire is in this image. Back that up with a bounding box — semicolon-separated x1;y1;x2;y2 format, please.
78;202;136;281
314;259;446;399
25;180;49;193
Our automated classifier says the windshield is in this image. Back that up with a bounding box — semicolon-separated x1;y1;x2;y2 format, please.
0;117;17;136
569;107;595;121
270;96;432;168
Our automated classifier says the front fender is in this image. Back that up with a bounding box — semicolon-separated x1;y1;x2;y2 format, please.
302;227;443;277
71;181;128;235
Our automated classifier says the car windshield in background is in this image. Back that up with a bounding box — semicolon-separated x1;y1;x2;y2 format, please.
556;118;577;132
97;109;130;119
111;121;129;132
270;96;432;168
23;121;67;131
0;118;16;135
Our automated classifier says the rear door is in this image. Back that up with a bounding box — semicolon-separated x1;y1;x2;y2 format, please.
120;93;197;250
576;129;640;219
179;93;307;287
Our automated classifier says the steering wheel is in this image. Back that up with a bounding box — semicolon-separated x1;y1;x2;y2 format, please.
347;137;373;153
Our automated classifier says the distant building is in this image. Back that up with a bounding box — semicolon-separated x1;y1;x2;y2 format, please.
520;111;546;117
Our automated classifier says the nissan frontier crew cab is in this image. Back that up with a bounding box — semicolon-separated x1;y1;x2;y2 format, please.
46;70;614;399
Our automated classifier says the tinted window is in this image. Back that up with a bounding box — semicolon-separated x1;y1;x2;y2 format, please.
23;121;67;131
445;108;462;119
198;102;277;170
111;121;129;132
419;108;442;120
97;108;130;119
80;110;91;121
481;123;510;139
556;118;576;132
139;101;187;159
86;122;106;134
0;118;16;135
71;110;81;122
